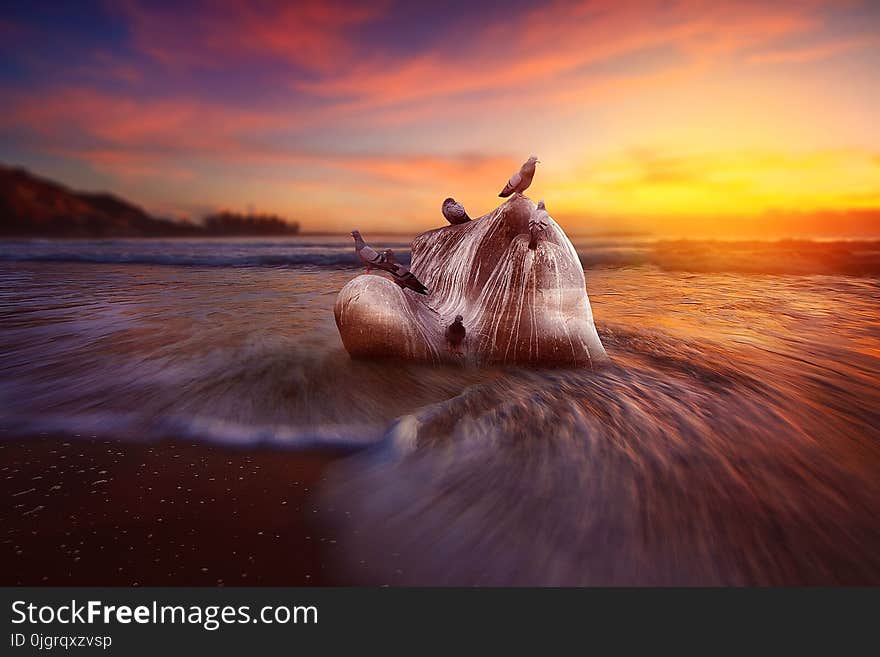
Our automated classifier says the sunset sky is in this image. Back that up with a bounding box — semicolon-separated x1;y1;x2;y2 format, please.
1;0;879;235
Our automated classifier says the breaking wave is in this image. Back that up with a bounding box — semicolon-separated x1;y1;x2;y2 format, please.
2;237;879;275
320;321;880;585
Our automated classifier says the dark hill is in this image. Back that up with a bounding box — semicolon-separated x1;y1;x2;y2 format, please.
0;165;299;237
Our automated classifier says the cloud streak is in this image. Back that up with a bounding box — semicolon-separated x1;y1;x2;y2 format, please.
113;0;389;73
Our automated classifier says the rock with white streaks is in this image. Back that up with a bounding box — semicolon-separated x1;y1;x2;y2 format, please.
334;195;608;367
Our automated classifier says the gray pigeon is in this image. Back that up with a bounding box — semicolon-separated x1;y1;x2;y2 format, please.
445;315;466;353
382;249;429;295
442;197;471;225
351;230;395;273
528;199;550;250
499;155;539;197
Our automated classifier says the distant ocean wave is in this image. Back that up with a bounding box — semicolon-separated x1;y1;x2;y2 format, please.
0;251;377;268
1;237;879;275
0;239;412;269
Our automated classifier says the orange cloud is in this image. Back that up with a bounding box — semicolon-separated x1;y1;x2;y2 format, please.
295;0;822;112
747;35;878;65
4;88;298;155
114;0;388;72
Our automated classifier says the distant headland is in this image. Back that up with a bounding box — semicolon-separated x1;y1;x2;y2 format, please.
0;165;300;237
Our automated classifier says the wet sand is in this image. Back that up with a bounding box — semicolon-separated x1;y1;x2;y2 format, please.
2;261;879;586
0;436;354;586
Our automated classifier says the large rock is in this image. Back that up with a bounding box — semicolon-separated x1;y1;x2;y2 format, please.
334;195;608;367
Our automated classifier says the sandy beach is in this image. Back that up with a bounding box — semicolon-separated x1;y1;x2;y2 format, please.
1;436;353;586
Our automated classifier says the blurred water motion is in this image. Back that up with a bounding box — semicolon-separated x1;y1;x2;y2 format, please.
1;237;879;584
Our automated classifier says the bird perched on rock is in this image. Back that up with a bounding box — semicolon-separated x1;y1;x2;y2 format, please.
528;200;550;250
445;315;466;354
382;249;429;295
350;230;395;273
441;197;471;225
499;155;539;197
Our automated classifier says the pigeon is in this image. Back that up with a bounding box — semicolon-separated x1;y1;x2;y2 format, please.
442;197;471;225
499;155;539;197
382;249;429;295
528;200;550;250
445;315;466;353
350;230;395;273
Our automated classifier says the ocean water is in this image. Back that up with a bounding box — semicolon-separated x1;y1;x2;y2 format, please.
2;236;879;584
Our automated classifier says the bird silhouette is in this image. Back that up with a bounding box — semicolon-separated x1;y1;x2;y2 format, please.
528;200;550;250
442;197;471;225
445;315;466;354
382;249;429;295
350;230;395;273
499;155;539;197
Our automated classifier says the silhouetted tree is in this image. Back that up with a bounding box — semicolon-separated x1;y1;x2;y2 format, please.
201;211;300;235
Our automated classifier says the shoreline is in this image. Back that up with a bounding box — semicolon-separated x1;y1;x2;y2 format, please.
1;436;357;586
